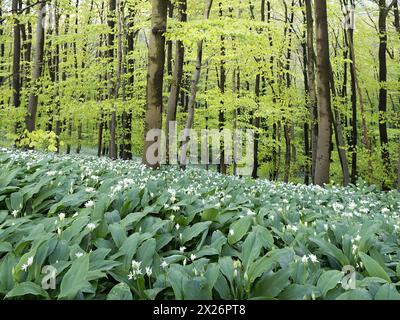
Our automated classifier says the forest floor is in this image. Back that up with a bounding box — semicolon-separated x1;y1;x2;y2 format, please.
0;148;400;300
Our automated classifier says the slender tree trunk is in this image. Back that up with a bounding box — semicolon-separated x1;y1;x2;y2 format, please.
0;1;4;90
300;0;310;184
22;0;32;88
180;0;213;169
12;0;21;136
115;0;125;159
249;0;264;179
378;0;391;183
143;0;167;169
76;121;82;154
328;62;351;186
66;120;72;154
108;0;118;159
121;8;137;160
97;23;104;157
348;26;358;184
305;0;318;183
204;68;210;170
314;0;332;185
252;74;261;179
98;120;104;157
217;2;227;174
26;2;46;133
166;0;187;164
166;1;173;79
394;0;400;190
283;0;295;183
233;68;240;176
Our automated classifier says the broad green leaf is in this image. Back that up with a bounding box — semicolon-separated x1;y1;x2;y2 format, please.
59;255;91;299
228;216;253;245
106;282;133;300
310;237;349;266
317;270;343;297
336;289;372;300
253;269;291;298
374;284;400;300
5;282;49;299
181;221;211;244
358;252;391;282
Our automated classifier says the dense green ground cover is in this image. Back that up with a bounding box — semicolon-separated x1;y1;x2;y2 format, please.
0;148;400;300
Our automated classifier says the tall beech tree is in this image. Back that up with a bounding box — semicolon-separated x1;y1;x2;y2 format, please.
12;0;21;126
314;0;332;185
26;2;46;133
377;0;397;184
143;0;167;169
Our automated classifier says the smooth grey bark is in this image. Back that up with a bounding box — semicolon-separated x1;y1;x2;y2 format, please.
26;2;46;132
143;0;167;169
314;0;332;185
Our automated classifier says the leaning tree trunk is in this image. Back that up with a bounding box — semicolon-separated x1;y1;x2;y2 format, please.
143;0;167;169
180;0;213;169
314;0;332;186
26;2;46;133
345;1;373;182
165;0;187;164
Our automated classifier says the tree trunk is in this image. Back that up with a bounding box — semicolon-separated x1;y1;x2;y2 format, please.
97;114;104;157
12;0;21;135
180;0;213;169
122;8;137;160
378;0;391;182
283;0;295;183
300;0;310;184
328;62;351;186
166;1;173;79
66;119;72;154
218;2;226;174
26;2;46;133
143;0;167;169
305;0;318;183
349;26;358;184
76;121;82;153
394;0;400;190
108;0;118;159
166;0;187;164
314;0;332;185
0;1;4;90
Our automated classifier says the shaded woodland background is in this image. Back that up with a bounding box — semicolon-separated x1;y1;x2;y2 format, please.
0;0;399;189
